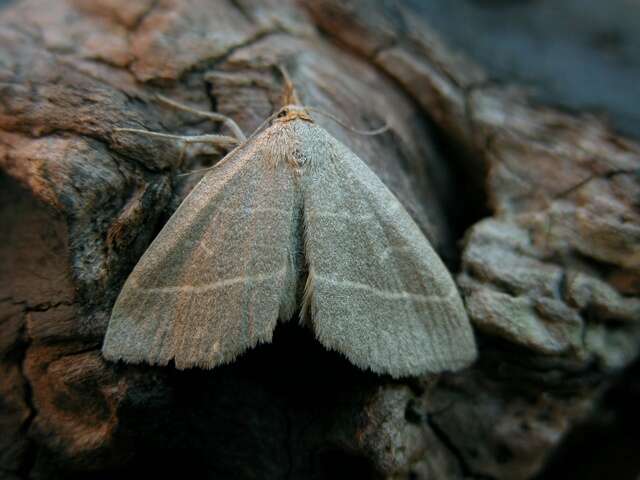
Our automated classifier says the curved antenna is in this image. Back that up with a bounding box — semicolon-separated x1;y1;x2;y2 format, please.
307;107;389;136
176;110;283;177
113;128;239;147
276;65;301;106
155;94;246;142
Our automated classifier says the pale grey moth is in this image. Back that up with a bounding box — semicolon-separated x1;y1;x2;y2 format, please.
102;86;477;378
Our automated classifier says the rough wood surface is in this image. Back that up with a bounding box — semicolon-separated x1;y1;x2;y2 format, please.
1;1;639;479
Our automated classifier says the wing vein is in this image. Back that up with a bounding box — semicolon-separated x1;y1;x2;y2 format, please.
132;269;286;294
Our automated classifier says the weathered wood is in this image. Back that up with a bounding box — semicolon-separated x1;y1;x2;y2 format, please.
1;1;638;479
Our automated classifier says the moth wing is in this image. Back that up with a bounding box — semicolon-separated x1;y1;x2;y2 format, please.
301;129;477;377
102;142;299;369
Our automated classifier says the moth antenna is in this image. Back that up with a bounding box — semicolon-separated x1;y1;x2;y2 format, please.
306;107;389;136
113;128;239;147
155;94;247;141
276;65;302;106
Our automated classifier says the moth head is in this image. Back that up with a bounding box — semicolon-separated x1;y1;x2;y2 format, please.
274;105;314;124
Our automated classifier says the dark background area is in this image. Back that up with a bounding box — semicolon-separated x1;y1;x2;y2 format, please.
404;0;640;140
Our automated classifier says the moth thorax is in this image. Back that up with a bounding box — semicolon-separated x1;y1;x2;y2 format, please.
275;105;313;123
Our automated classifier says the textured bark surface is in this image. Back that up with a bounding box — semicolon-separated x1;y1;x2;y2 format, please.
1;1;639;479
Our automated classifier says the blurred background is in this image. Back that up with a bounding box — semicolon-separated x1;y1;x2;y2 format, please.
404;0;640;140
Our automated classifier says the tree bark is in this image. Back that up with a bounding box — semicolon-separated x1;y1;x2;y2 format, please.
1;1;639;479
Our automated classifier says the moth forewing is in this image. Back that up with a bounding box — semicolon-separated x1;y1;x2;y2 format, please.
103;137;300;369
294;122;476;377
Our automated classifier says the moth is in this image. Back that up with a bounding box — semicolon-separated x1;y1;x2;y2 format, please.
102;80;477;378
